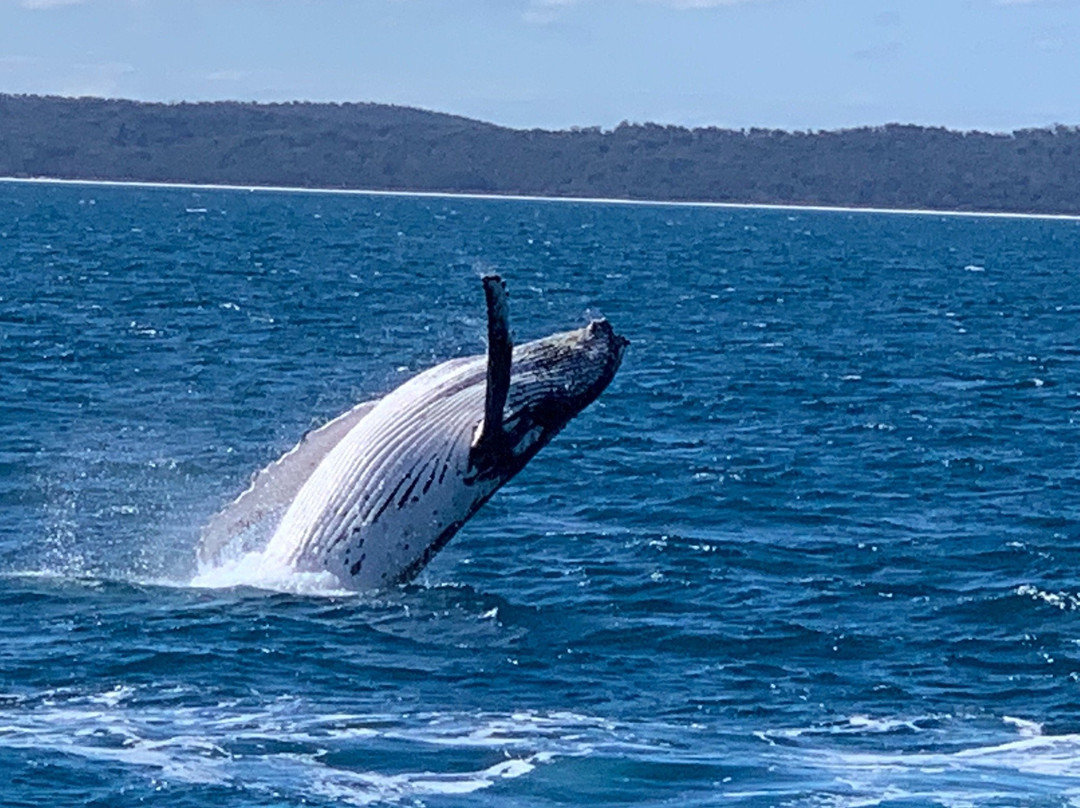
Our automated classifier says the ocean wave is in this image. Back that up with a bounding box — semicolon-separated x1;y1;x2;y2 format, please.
754;714;1080;807
0;688;620;804
3;686;1078;807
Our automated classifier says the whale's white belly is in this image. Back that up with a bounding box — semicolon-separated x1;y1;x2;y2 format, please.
258;358;498;589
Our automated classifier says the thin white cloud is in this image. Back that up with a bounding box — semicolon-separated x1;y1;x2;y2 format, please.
649;0;767;7
523;0;580;25
205;70;248;82
20;0;85;9
523;0;765;24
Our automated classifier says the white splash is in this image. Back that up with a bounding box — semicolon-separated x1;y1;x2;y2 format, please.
188;550;352;596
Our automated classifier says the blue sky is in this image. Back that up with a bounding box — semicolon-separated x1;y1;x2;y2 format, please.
0;0;1077;132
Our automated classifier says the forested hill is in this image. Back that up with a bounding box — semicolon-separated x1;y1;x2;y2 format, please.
2;94;1079;214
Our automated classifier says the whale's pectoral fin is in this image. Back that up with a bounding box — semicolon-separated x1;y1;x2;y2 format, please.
470;274;512;467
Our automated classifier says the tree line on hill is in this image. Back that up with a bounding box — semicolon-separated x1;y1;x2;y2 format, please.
1;94;1077;214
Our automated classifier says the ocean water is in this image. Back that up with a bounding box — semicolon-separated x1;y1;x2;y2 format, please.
3;180;1080;807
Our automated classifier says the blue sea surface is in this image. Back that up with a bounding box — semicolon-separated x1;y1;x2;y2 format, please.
3;181;1080;806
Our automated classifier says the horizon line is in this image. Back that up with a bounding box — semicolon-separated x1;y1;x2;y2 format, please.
4;175;1080;223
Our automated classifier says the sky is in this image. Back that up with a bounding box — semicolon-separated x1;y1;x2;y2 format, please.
0;0;1078;133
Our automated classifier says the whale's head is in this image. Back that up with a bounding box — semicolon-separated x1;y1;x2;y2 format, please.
481;317;628;474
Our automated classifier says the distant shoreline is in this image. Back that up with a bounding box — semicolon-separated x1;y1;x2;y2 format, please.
5;95;1080;218
6;175;1080;223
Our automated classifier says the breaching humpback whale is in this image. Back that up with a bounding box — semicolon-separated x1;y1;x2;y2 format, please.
198;276;627;590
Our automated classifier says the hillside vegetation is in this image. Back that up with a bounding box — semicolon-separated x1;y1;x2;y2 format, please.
1;94;1078;214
